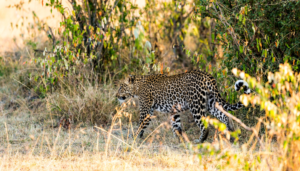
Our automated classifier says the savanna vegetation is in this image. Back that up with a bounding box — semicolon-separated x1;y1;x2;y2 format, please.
0;0;300;170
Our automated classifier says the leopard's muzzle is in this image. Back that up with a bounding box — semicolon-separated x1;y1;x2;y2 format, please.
116;93;127;104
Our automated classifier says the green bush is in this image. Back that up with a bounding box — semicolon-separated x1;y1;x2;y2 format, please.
197;63;300;170
196;0;300;76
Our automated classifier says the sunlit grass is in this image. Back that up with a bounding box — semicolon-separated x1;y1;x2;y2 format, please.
0;57;297;171
0;89;283;171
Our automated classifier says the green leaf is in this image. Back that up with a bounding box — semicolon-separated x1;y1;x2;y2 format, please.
146;57;151;64
239;14;242;22
283;140;288;150
239;45;243;53
219;123;226;131
264;49;267;57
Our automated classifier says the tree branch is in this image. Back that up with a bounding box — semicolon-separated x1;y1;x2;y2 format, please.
212;2;252;64
215;102;264;149
48;26;56;50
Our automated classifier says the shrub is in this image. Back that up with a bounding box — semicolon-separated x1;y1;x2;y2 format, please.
234;63;300;170
197;0;300;76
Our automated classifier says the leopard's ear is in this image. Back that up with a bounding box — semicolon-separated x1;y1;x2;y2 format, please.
128;75;136;84
124;78;129;84
124;75;135;84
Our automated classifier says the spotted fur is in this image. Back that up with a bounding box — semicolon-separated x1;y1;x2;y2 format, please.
116;70;250;143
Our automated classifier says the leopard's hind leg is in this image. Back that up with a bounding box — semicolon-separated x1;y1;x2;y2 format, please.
207;92;235;132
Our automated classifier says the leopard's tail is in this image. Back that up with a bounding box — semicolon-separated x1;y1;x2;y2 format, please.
222;80;251;111
234;80;251;95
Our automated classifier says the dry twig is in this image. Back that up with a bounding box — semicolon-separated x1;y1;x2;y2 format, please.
215;102;264;149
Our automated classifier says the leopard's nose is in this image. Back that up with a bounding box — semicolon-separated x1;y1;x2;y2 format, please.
119;96;126;100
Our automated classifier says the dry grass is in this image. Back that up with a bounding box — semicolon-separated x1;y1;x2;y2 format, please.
0;109;279;171
0;98;197;170
0;85;282;171
0;1;294;170
0;56;286;171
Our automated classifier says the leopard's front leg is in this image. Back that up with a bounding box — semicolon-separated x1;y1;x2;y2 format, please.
137;100;154;138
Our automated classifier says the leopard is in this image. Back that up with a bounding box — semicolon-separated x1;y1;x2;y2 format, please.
116;70;250;143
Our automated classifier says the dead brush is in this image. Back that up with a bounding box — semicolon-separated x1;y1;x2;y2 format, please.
47;83;118;127
94;98;187;156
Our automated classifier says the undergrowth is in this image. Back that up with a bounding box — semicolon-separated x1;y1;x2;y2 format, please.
1;0;299;169
0;55;298;170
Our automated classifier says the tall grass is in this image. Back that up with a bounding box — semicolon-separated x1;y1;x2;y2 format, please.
0;92;278;171
1;52;299;170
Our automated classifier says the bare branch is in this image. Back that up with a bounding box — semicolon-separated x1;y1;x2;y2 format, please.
48;26;56;49
212;2;240;48
211;2;252;63
182;7;194;21
215;102;264;149
97;0;120;70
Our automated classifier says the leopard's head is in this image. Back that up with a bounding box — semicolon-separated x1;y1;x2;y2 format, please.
116;75;137;104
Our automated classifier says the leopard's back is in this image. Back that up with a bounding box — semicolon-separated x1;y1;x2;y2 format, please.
137;71;219;113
